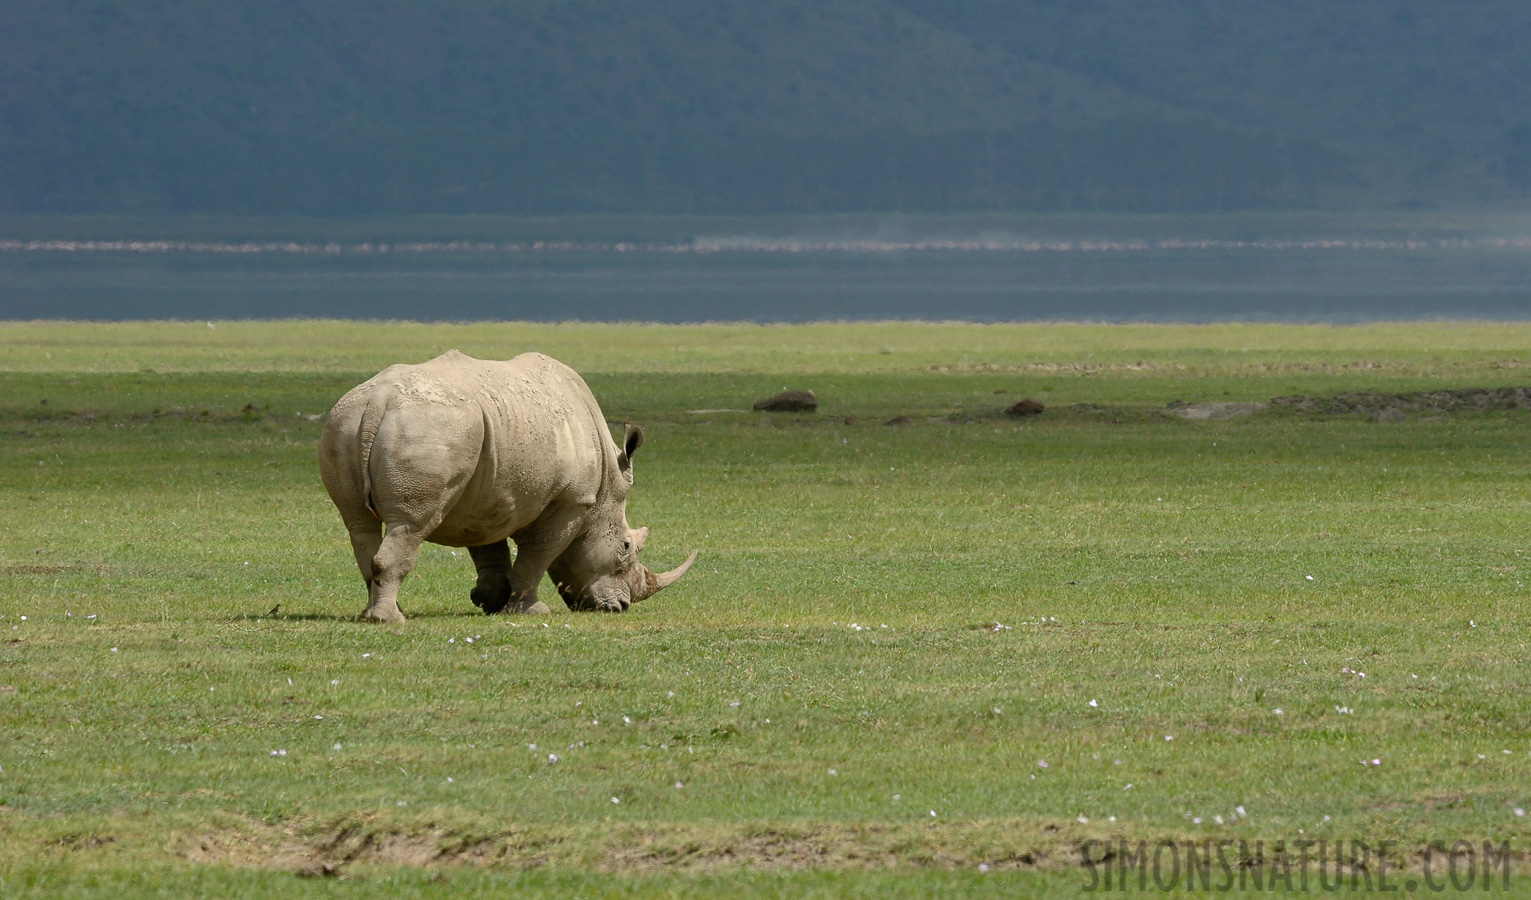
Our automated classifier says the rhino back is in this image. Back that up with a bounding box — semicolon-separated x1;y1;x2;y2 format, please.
415;352;619;547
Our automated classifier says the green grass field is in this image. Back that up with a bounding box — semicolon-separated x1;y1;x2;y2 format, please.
2;321;1530;897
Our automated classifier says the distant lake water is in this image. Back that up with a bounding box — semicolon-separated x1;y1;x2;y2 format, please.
3;234;1529;322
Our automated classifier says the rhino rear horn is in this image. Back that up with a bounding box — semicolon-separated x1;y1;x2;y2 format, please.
635;550;698;602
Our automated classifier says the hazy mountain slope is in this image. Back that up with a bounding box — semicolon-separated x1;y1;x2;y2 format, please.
3;0;1513;214
896;0;1531;195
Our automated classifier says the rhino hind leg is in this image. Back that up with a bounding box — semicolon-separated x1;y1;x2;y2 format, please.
344;525;397;621
468;540;514;613
363;523;426;623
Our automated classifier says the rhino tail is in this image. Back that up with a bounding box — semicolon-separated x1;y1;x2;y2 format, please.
356;388;391;522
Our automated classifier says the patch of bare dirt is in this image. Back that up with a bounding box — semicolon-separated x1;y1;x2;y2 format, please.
162;818;1531;876
183;818;1069;875
1167;401;1267;420
1271;387;1531;417
183;817;559;876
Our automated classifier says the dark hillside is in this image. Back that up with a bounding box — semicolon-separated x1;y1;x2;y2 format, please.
896;0;1531;200
0;1;1521;214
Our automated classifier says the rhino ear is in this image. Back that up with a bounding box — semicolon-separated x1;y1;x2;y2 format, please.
619;423;645;473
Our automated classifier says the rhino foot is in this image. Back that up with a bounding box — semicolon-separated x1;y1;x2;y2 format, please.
471;583;510;614
361;603;406;624
509;599;551;615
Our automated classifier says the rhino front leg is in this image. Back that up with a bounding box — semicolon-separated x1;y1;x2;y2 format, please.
365;523;426;623
468;539;514;613
500;510;586;615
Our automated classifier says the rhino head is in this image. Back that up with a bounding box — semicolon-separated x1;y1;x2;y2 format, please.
547;424;698;612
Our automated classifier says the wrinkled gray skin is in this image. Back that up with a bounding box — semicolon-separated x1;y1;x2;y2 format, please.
319;350;697;623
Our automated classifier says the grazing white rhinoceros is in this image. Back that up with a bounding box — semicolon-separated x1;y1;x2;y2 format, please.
319;350;696;622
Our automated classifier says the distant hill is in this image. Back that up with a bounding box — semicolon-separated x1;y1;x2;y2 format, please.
2;1;1526;215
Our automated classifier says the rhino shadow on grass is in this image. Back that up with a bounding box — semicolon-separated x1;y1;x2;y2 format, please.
319;351;696;623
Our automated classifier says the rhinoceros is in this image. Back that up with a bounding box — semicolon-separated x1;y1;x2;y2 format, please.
318;350;696;623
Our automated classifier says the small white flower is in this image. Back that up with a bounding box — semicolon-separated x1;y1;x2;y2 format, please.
362;653;371;658
1515;808;1525;817
330;679;339;686
978;863;990;873
728;700;740;707
448;637;455;643
1078;815;1089;824
828;768;837;776
313;715;323;720
1089;699;1099;708
529;743;537;750
332;743;342;751
1273;708;1283;716
1165;735;1174;741
547;754;559;764
610;797;620;804
1214;815;1224;825
674;781;684;789
623;715;632;725
110;647;118;653
1305;575;1314;581
1037;759;1048;768
446;777;454;783
1193;817;1203;824
397;800;407;807
929;810;937;818
1236;806;1246;817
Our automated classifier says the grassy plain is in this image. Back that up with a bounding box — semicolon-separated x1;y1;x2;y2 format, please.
2;320;1530;897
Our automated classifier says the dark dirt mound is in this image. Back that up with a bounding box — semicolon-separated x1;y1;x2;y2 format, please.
1003;397;1046;417
754;390;817;412
884;415;912;425
1270;387;1531;416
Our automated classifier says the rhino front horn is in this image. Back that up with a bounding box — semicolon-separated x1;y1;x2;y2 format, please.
637;550;699;602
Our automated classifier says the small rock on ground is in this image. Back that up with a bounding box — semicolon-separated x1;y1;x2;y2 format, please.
1004;397;1046;417
754;390;817;412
